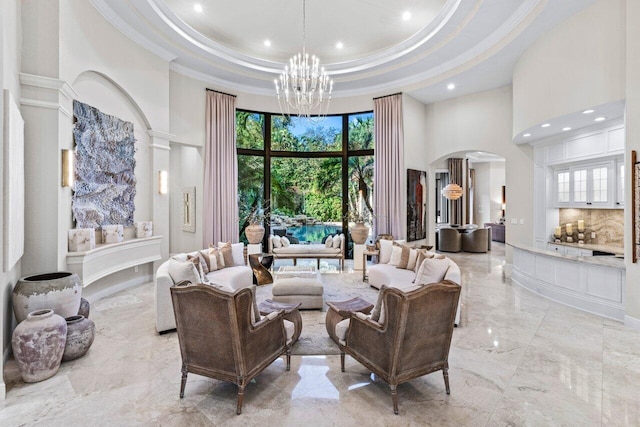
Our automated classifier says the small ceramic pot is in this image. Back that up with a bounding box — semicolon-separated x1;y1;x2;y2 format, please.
63;315;96;362
12;309;67;383
78;298;90;318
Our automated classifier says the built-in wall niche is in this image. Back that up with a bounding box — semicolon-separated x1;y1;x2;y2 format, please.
558;208;623;248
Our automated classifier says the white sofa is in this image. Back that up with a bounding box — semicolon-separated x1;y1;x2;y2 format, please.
155;252;253;333
268;234;345;270
368;256;462;326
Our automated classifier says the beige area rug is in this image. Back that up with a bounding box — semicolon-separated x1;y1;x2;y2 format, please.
255;270;379;356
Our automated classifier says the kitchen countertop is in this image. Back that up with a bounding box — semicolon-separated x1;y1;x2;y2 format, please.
548;241;624;256
510;243;625;269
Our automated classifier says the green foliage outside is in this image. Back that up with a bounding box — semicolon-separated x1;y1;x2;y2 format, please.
236;111;374;241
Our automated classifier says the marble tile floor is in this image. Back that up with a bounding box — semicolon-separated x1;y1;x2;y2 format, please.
2;243;640;426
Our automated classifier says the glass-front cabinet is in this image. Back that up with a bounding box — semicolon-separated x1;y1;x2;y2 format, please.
554;159;618;208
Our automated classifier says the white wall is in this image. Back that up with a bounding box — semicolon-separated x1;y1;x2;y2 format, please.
0;0;22;400
625;1;640;327
425;86;533;259
402;94;430;245
512;0;626;136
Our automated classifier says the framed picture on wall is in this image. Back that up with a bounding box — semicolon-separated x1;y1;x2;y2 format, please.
407;169;427;242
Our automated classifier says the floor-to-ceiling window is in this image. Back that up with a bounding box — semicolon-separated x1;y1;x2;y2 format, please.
236;110;374;258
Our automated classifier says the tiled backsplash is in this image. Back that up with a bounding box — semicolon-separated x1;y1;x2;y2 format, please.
559;208;623;248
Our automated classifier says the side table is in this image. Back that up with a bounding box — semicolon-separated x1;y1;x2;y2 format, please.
362;249;379;282
249;253;274;285
325;297;374;345
258;299;302;344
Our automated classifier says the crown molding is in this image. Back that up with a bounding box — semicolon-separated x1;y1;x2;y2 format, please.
169;63;274;97
90;0;177;62
20;73;79;100
147;129;176;141
20;98;73;118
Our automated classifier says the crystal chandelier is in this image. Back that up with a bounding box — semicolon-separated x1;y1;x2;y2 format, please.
274;0;333;120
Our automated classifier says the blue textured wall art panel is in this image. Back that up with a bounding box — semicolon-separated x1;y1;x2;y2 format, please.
72;100;137;229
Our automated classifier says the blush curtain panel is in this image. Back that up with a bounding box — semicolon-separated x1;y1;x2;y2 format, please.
373;94;404;239
203;90;239;246
448;158;463;225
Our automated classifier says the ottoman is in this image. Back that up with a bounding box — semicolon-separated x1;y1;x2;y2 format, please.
272;273;324;309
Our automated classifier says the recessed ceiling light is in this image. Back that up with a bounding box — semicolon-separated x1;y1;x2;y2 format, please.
523;133;531;137
562;127;571;131
336;41;344;49
541;123;550;128
447;83;455;90
193;3;203;13
402;11;412;21
595;116;606;122
582;109;595;114
263;39;271;47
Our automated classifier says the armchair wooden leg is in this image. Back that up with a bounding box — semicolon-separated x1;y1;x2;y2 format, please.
286;348;291;371
340;351;345;372
179;364;187;398
443;364;451;395
390;384;399;415
236;384;245;415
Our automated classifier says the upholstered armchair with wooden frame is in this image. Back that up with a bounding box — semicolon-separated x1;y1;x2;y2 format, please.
170;283;291;415
339;281;461;414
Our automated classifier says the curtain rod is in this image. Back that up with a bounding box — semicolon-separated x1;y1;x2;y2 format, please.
206;88;237;98
373;92;402;100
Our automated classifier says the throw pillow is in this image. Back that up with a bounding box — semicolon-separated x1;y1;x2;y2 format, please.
395;245;411;269
406;248;418;270
325;235;334;248
414;250;428;274
414;258;451;285
218;241;235;267
389;245;403;266
208;246;224;270
198;250;211;272
272;235;282;249
281;236;290;247
249;285;261;323
332;234;342;249
379;239;394;264
187;255;209;283
370;288;385;322
168;258;201;284
231;242;245;266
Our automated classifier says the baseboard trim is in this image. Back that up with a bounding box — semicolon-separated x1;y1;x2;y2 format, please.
84;274;153;304
624;315;640;331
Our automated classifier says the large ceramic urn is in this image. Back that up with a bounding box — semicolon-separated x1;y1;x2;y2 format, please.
12;272;82;323
350;222;370;245
245;223;266;244
12;309;67;383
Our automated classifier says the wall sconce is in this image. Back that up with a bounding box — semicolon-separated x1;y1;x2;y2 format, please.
61;149;74;188
158;170;168;195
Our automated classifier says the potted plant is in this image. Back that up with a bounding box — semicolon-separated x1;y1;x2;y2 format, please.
345;211;371;245
245;209;268;244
